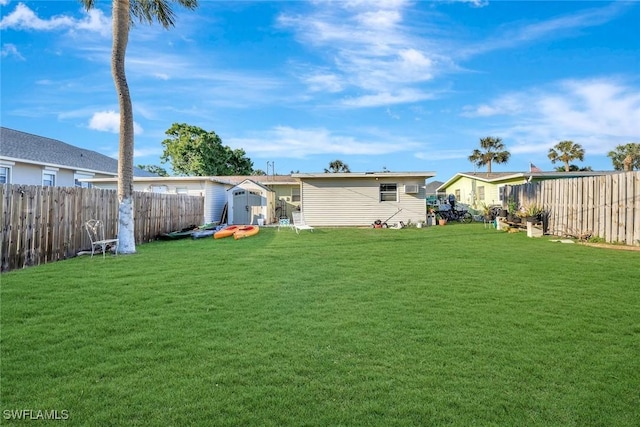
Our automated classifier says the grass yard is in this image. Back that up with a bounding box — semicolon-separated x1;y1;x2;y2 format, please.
1;224;639;426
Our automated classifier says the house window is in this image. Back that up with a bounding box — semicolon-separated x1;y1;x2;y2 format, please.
149;185;168;193
455;189;460;201
0;166;10;184
380;183;397;202
478;186;485;201
74;173;93;188
291;187;300;202
43;172;56;187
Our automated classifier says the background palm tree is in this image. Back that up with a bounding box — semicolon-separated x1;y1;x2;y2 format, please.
80;0;198;254
548;140;585;172
324;160;351;173
468;136;510;174
607;143;640;171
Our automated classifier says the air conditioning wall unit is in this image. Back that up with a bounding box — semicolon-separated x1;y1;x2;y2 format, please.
404;184;419;194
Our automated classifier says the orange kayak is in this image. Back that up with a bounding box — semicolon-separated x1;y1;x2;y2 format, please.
233;225;260;240
214;225;240;239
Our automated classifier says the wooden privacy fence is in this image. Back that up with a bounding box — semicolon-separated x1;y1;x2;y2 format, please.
504;171;640;246
1;184;204;272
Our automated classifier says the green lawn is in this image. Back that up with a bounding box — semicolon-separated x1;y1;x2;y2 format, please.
1;224;639;426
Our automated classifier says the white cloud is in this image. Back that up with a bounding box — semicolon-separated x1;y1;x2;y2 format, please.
0;3;110;36
133;147;163;158
278;1;442;104
462;78;640;155
303;72;344;93
88;111;143;135
227;126;420;159
459;2;631;58
1;43;24;60
341;88;435;108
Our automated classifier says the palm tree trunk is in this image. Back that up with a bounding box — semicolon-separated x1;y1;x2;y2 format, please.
112;0;136;254
623;154;632;171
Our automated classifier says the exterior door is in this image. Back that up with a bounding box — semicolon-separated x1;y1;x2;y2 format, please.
233;189;249;224
233;189;263;224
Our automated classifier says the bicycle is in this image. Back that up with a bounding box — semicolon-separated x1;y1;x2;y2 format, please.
438;207;473;223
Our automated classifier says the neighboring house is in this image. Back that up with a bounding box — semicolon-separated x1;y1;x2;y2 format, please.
291;172;436;226
437;171;615;208
85;174;300;225
0;127;156;187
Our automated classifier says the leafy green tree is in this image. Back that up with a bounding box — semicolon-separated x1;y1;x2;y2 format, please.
324;160;351;173
468;136;510;174
137;164;169;176
608;143;640;171
80;0;198;254
548;140;585;172
553;165;593;172
160;123;253;176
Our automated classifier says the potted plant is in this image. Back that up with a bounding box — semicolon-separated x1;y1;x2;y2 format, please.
480;202;493;222
436;213;447;226
523;204;544;223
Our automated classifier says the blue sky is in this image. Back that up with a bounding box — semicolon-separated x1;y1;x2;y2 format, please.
1;0;639;180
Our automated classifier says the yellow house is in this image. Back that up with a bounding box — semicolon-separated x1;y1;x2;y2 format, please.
437;171;612;208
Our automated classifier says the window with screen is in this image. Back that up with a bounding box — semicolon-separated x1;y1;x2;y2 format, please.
380;183;397;202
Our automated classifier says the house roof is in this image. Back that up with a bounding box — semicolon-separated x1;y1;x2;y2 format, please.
437;170;618;191
227;179;274;192
425;180;444;194
291;171;436;179
214;175;299;185
84;174;299;185
0;127;157;177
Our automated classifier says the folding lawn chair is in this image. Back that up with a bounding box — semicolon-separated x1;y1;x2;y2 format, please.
291;211;314;234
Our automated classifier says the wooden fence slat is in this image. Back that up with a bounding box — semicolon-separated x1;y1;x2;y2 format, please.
1;185;204;272
505;172;638;245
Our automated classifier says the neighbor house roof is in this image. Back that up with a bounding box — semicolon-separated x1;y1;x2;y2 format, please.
437;171;617;191
292;171;436;179
0;127;157;177
83;174;299;185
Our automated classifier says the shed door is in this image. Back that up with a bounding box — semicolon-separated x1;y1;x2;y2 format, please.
233;189;262;224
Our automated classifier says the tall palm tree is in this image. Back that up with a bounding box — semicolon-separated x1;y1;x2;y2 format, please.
607;143;640;171
80;0;198;253
468;136;510;174
548;140;585;172
324;160;351;173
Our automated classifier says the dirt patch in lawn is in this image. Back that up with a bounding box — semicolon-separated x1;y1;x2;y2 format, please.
580;242;640;252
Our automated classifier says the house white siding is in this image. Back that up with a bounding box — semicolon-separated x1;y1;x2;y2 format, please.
205;181;227;224
300;177;427;226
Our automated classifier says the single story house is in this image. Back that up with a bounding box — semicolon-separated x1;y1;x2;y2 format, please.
0;127;156;187
437;171;615;208
292;171;436;226
86;171;437;227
